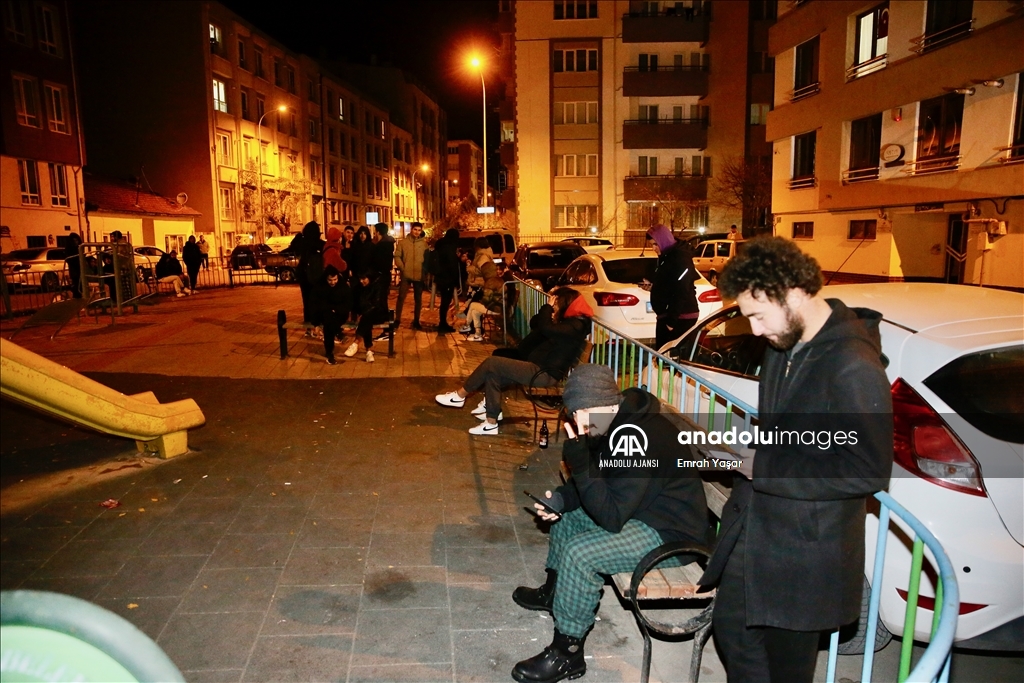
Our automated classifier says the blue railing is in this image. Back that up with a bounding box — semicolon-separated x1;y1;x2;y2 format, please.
508;279;958;683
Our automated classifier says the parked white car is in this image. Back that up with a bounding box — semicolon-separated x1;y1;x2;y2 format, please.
560;237;614;253
657;283;1024;650
1;247;71;291
132;245;169;283
693;239;747;284
553;249;723;343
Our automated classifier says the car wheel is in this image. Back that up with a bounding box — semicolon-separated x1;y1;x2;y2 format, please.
40;272;59;292
279;268;296;283
837;577;893;655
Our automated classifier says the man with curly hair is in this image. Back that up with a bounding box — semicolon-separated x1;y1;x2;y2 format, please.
699;237;893;682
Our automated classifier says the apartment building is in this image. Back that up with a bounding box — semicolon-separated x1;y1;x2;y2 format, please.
768;0;1023;288
511;0;776;242
391;122;417;231
1;0;87;251
497;0;517;215
447;139;485;201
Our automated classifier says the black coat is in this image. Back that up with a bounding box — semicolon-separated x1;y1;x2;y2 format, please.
700;300;894;631
557;388;712;546
349;239;373;276
520;304;590;379
370;235;396;278
313;279;351;320
650;241;699;319
182;241;203;269
155;254;183;279
434;236;462;289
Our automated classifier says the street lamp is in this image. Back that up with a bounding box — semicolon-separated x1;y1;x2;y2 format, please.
412;163;430;222
469;57;487;209
256;104;287;240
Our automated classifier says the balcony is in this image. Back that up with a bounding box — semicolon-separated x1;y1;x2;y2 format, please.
622;5;709;44
789;81;820;103
903;155;961;176
788;176;817;190
623;174;707;202
623;66;708;98
623;118;707;150
910;19;974;54
842;167;880;184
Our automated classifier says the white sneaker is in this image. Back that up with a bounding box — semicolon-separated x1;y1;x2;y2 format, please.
476;411;502;421
470;399;487;416
468;421;499;436
176;293;186;298
458;325;472;334
468;334;483;342
343;343;358;357
435;391;465;408
365;350;375;363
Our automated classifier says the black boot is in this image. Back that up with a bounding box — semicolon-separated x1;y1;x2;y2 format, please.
511;630;586;683
513;568;556;613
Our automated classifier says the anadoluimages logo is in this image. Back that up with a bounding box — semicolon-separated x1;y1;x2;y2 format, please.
608;424;648;458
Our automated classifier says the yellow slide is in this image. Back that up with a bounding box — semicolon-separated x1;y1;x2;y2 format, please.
0;339;205;458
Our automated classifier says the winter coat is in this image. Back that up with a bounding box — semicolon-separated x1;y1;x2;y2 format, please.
699;300;894;631
313;277;352;320
357;274;386;315
556;388;713;546
156;254;183;279
521;299;593;379
394;233;427;281
182;241;203;270
322;227;348;275
650;240;699;319
371;234;396;278
293;223;325;284
470;248;503;310
434;231;462;289
349;237;373;277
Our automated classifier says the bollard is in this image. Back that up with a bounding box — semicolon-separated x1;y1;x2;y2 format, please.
277;310;288;359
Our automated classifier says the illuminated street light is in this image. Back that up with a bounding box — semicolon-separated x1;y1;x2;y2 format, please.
471;56;487;208
413;163;430;222
256;104;288;240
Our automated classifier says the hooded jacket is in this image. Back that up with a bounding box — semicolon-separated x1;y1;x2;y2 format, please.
434;229;462;289
371;232;396;278
556;388;712;545
700;299;894;631
650;240;699;319
395;232;427;281
293;222;325;284
322;227;348;275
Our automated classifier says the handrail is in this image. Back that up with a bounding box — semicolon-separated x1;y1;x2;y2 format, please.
624;117;708;126
790;81;821;102
902;155;961;176
624;64;708;73
996;143;1024;164
508;277;959;683
842;166;881;183
847;53;888;80
910;19;974;54
789;176;817;189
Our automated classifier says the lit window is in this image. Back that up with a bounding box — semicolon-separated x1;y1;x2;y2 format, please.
310;158;321;183
750;103;770;125
852;3;888;76
48;163;68;207
338;97;345;121
12;75;41;127
212;79;228;113
43;83;69;133
209;23;222;53
219;187;234;220
216;132;232;165
18;159;41;205
37;4;61;55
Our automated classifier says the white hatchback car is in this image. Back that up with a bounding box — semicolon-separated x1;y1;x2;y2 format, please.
560;237;614;253
657;283;1024;650
553;249;722;343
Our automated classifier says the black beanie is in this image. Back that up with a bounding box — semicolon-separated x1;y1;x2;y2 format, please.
563;364;622;415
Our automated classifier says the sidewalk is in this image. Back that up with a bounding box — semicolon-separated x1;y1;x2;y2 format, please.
0;286;716;683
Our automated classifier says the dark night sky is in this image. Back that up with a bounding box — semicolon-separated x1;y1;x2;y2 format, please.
221;0;501;143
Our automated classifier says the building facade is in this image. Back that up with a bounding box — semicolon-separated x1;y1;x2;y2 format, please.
1;0;87;251
446;139;485;201
510;0;776;242
767;0;1023;288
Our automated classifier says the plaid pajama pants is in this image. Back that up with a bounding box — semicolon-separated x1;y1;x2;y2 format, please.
546;507;665;638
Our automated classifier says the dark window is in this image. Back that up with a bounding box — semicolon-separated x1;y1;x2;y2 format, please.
849;219;877;240
26;236;47;248
238;40;248;70
793;36;819;99
854;3;889;67
274;58;282;87
241;90;250;120
602;258;658;284
793;131;816;179
751;0;777;20
254;48;264;78
793;221;814;239
1011;73;1024;159
850;113;882;170
918;93;964;160
924;0;973;44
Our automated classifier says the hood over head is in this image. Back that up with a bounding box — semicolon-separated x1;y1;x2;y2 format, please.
647;224;676;252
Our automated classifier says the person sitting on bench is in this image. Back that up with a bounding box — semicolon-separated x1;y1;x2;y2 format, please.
511;364;711;683
156;251;189;297
313;265;351;365
434;287;592;436
342;270;389;363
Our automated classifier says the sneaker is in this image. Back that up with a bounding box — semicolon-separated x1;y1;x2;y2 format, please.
326;356;337;365
365;350;375;363
343;343;358;357
468;334;484;342
470;399;487;416
476;411;502;421
458;325;473;334
374;330;391;342
435;391;465;408
468;421;499;436
176;292;186;298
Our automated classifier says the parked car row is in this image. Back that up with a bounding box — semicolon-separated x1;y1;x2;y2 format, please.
1;248;71;291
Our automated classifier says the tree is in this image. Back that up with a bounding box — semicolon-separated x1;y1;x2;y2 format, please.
710;156;772;233
238;158;312;243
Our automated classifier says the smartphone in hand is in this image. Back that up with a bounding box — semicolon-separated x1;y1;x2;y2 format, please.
524;490;559;515
563;422;577;439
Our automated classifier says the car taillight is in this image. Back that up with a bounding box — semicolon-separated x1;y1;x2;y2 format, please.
892;379;986;497
594;292;639;306
698;288;721;303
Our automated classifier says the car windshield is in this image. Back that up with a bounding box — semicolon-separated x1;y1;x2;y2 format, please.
602;258;657;284
5;249;48;261
527;248;580;269
923;345;1024;443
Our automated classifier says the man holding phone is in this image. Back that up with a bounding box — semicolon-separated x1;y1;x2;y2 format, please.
511;365;711;683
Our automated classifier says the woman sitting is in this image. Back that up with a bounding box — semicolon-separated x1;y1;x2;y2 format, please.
435;287;593;436
460;237;504;341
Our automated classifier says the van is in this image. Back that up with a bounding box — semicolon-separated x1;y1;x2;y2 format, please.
455;228;517;265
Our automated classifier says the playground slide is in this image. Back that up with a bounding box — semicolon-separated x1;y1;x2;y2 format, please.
0;339;205;458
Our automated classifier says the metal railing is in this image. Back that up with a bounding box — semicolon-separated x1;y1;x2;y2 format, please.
624;117;708;126
996;143;1024;164
789;176;817;189
847;54;888;80
509;276;960;683
843;166;881;184
624;64;708;73
910;19;974;54
790;81;821;102
902;155;961;176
